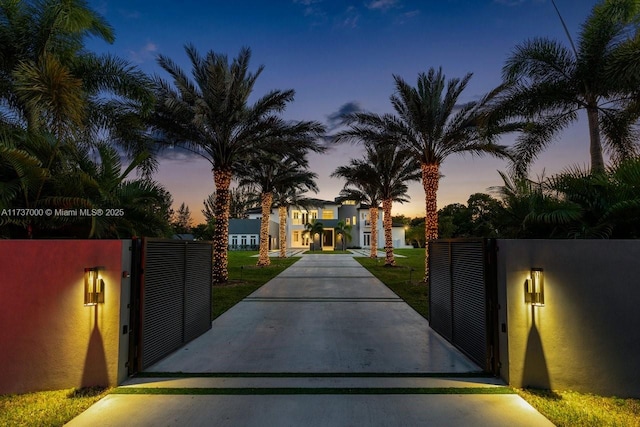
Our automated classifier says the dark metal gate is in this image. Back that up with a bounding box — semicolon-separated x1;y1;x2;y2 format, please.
428;239;499;374
128;238;212;373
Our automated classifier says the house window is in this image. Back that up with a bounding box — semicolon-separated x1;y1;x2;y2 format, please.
250;236;257;246
241;236;247;246
363;233;371;247
310;210;318;220
231;236;238;247
292;211;301;225
345;218;350;225
352;216;356;225
322;210;334;219
293;231;300;243
342;200;356;205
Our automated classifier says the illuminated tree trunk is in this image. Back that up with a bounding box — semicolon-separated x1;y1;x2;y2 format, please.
278;205;287;258
422;162;439;283
369;206;378;259
213;168;232;283
257;192;273;267
382;198;395;266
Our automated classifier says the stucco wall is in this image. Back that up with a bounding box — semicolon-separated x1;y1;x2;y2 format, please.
496;239;640;398
0;240;129;395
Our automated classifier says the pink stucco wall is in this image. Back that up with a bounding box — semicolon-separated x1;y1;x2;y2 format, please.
0;240;125;395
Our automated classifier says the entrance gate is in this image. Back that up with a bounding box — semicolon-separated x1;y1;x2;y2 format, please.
128;238;212;373
428;239;499;374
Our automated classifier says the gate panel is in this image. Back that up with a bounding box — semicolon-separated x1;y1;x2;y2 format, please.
429;241;452;341
428;239;497;373
184;242;213;342
136;239;212;371
451;242;487;369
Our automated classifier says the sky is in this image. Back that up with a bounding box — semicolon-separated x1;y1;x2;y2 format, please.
88;0;600;223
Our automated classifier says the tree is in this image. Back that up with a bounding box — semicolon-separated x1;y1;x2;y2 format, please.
501;0;640;176
332;160;382;259
338;68;508;279
172;202;193;235
152;45;323;282
237;152;320;266
303;220;324;251
333;141;419;265
272;181;319;258
335;220;352;251
0;0;155;166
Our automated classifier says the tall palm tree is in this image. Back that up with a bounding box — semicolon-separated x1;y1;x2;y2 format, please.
332;160;382;259
338;68;507;278
336;141;419;265
237;153;318;266
153;45;324;282
273;181;319;258
501;0;640;176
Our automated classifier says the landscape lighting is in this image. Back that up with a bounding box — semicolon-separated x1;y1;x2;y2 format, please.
84;267;105;306
525;267;544;306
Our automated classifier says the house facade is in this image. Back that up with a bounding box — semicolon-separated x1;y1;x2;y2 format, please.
235;198;409;251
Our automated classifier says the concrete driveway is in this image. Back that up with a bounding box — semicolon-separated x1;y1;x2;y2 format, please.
67;253;553;426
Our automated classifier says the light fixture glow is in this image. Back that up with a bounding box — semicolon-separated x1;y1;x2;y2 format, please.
84;267;105;306
525;267;545;306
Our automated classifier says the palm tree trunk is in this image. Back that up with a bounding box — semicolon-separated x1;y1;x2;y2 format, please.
586;104;605;174
278;206;287;258
369;206;378;259
257;192;273;266
421;162;439;283
382;198;395;266
213;168;232;283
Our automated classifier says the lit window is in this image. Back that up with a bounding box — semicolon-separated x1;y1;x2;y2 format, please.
352;216;356;225
293;231;300;242
345;218;350;225
322;210;334;219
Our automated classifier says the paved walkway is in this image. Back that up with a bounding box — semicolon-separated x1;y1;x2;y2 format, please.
67;254;553;427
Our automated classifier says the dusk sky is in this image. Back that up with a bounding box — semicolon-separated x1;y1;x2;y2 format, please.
89;0;599;223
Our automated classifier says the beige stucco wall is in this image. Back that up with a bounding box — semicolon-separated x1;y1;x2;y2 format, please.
496;239;640;398
0;240;130;395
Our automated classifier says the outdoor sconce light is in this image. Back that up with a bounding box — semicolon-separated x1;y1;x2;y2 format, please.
84;267;105;306
525;268;545;306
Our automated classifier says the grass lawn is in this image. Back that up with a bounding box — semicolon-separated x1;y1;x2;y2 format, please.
515;388;640;427
0;386;110;427
213;251;300;319
354;248;429;319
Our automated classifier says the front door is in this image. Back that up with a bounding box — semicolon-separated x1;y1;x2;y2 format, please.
322;229;333;250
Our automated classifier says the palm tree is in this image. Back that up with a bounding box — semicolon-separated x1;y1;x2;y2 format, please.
55;143;172;238
501;0;640;176
0;0;154;154
335;141;419;265
338;68;507;278
237;153;318;266
303;220;324;251
335;220;352;251
152;45;324;282
273;181;319;258
332;161;382;259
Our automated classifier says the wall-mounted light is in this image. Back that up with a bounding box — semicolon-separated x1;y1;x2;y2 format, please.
525;267;544;306
84;267;105;306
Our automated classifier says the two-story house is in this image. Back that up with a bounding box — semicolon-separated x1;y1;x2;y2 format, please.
228;197;409;250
